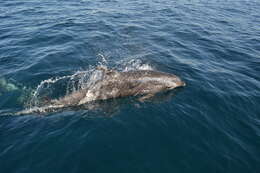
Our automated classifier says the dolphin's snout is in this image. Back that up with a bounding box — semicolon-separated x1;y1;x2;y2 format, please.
176;80;185;88
173;78;186;88
173;76;186;88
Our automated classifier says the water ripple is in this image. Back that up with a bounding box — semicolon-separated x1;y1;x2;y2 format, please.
1;0;260;172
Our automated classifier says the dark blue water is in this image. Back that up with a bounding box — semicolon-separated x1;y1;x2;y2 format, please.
1;0;260;172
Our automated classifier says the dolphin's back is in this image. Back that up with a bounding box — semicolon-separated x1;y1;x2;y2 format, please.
121;70;178;80
51;69;184;106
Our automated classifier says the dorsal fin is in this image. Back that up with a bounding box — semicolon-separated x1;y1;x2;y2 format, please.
96;65;118;75
96;65;108;71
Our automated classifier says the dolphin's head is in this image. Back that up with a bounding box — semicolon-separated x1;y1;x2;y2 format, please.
138;70;186;90
164;75;186;89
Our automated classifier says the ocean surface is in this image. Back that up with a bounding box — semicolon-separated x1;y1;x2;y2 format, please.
0;0;260;172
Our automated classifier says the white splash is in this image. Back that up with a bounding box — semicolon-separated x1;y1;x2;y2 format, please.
122;59;154;71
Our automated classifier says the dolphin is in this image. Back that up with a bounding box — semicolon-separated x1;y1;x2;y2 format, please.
50;66;186;107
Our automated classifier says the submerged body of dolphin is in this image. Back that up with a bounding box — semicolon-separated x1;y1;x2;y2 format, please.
51;67;186;107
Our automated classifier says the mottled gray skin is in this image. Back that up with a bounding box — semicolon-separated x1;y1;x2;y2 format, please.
52;67;185;106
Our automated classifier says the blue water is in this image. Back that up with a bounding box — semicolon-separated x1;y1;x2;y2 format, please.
1;0;260;172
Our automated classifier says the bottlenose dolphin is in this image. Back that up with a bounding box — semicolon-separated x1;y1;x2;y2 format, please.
50;66;186;107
